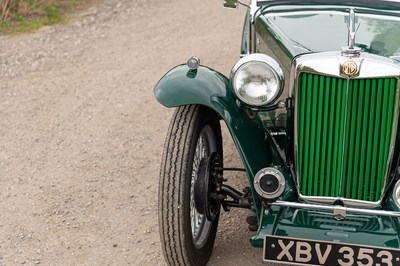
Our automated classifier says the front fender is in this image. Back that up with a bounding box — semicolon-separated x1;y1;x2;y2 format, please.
154;64;230;109
154;64;293;217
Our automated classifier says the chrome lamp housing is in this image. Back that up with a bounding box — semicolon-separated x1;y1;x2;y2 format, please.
393;180;400;209
230;54;284;107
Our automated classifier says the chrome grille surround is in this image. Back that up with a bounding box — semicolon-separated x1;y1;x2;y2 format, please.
291;51;400;208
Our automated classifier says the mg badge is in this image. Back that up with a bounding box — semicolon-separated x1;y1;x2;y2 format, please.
341;60;358;76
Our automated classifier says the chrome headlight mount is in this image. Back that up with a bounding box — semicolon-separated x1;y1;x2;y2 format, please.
230;54;284;107
393;180;400;208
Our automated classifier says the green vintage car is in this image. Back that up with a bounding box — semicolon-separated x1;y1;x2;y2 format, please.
154;0;400;265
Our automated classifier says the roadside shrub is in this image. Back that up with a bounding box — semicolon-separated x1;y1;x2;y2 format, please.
0;0;18;21
0;0;99;33
0;0;64;33
0;0;63;22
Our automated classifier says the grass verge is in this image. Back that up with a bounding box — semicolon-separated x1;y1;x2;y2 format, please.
0;0;102;34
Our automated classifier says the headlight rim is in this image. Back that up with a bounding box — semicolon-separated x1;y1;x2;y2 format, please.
230;53;285;107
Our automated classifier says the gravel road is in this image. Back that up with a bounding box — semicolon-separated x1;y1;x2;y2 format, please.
0;0;269;265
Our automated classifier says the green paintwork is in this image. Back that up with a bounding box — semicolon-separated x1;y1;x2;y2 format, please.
249;2;400;249
257;5;400;59
155;0;400;253
297;74;397;202
154;64;296;217
250;205;400;248
223;0;238;9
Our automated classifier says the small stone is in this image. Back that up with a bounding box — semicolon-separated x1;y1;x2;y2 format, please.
113;244;118;248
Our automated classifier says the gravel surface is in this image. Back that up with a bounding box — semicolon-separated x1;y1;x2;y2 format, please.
0;0;271;265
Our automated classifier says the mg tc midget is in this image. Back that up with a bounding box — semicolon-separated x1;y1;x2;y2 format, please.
154;0;400;265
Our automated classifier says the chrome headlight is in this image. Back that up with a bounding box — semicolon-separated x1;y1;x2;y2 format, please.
393;180;400;208
231;54;284;106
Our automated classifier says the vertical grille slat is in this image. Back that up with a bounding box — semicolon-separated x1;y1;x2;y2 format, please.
343;79;355;198
306;74;314;194
357;79;369;200
335;78;346;196
325;77;336;196
297;73;398;202
364;79;375;200
321;76;330;196
352;79;364;199
299;75;307;195
314;76;324;195
376;79;388;198
331;77;341;197
370;79;381;201
309;75;319;195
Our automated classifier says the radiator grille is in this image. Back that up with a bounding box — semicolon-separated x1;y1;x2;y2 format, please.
297;73;397;202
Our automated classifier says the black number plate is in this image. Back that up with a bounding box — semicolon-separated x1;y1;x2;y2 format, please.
264;235;400;266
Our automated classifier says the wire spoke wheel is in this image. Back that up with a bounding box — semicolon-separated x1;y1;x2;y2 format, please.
190;125;216;248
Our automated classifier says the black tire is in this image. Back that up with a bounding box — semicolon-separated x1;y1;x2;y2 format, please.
158;105;223;266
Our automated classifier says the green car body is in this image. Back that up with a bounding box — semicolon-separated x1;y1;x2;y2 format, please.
155;0;400;264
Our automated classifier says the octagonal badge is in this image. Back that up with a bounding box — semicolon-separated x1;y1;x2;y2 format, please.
341;60;359;77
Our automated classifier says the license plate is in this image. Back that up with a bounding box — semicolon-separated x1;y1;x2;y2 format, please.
264;235;400;266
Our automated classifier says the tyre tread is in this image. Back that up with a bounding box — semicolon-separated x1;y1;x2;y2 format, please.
159;105;199;266
159;105;220;266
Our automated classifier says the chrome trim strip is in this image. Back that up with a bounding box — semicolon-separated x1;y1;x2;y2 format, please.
273;201;400;217
256;0;400;10
297;196;380;208
292;51;400;207
250;0;260;23
270;132;286;136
